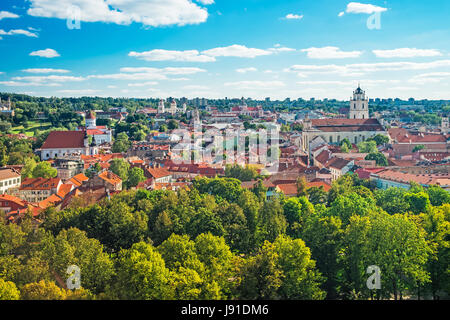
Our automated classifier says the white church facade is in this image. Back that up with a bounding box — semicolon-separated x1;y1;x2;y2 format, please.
301;86;387;152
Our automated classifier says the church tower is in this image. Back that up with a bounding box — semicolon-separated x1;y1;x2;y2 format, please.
158;99;165;114
349;85;369;120
85;111;96;129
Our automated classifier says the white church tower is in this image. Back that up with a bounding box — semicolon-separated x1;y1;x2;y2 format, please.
157;99;165;114
349;85;369;120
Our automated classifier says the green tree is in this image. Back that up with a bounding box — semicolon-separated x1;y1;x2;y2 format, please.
0;278;20;300
21;280;67;300
21;157;37;179
427;185;450;207
238;235;325;300
112;132;131;153
127;167;146;188
412;145;425;153
256;199;287;244
301;216;344;299
39;228;114;294
110;158;130;182
357;140;378;153
32;161;57;178
113;242;173;300
375;187;410;215
369;134;389;146
365;152;388;166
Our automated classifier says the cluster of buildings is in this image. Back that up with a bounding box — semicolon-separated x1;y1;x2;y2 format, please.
0;86;449;223
0;97;14;117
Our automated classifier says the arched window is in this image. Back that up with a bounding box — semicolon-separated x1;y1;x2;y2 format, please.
329;136;333;143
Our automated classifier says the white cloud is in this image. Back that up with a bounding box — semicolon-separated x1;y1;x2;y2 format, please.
29;48;60;58
202;45;272;58
128;81;158;87
0;11;20;20
285;59;450;77
236;67;257;74
224;81;285;89
89;67;205;82
301;47;363;59
285;14;303;20
22;68;70;73
338;11;345;17
129;49;215;62
196;0;214;4
12;75;85;82
58;89;99;95
183;85;209;90
0;29;38;38
269;46;296;53
409;72;450;84
130;45;294;62
345;2;388;14
27;0;209;27
120;67;206;75
89;72;167;81
0;81;62;87
373;48;442;58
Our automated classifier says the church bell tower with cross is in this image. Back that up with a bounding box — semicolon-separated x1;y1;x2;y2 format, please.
349;84;369;120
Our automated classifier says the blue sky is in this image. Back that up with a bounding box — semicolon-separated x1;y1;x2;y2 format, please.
0;0;449;100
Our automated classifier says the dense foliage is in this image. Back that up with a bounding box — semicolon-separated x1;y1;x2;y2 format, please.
1;174;448;300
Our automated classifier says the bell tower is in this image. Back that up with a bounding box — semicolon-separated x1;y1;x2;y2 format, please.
349;85;369;120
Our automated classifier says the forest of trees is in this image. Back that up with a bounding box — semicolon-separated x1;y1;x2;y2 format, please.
1;174;449;300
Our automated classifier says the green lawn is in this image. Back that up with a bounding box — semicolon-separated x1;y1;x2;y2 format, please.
10;121;52;137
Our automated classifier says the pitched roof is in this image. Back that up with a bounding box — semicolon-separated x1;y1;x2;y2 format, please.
374;169;450;187
307;181;332;192
147;167;172;179
0;194;26;207
69;173;89;187
327;157;352;170
57;184;74;199
0;168;20;180
310;118;384;132
41;131;86;149
38;194;63;209
20;177;61;190
98;171;122;185
276;183;298;196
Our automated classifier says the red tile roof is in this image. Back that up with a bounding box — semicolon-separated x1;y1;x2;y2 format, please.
98;171;122;185
0;168;21;180
57;184;74;198
69;173;89;187
0;194;26;207
310;118;384;132
307;181;332;192
20;177;61;190
146;167;172;179
41;131;86;149
327;157;352;170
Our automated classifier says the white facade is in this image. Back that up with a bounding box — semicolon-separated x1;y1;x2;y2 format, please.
158;99;165;114
349;86;369;120
0;176;21;194
41;147;95;160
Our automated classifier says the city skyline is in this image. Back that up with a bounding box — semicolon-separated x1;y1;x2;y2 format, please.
1;0;450;100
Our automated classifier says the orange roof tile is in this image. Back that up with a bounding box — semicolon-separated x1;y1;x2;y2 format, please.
98;171;122;185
